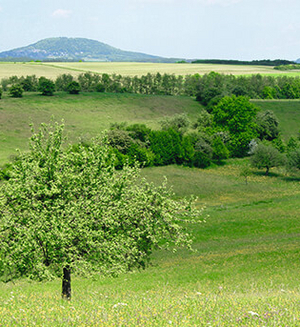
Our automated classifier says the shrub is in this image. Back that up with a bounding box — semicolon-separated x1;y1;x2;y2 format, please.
160;114;190;135
126;124;152;142
66;81;81;94
9;84;23;98
38;77;55;96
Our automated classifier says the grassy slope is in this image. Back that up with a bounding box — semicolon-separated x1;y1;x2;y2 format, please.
1;93;300;325
1;162;300;326
0;92;201;164
2;61;300;79
252;99;300;140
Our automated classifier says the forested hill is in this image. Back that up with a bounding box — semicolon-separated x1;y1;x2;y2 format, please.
0;37;170;62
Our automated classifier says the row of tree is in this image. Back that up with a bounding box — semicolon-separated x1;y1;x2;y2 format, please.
2;72;300;101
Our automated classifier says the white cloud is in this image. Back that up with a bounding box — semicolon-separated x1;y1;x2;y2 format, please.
52;9;72;19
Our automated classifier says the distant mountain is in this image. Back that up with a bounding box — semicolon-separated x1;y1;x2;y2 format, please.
0;37;175;62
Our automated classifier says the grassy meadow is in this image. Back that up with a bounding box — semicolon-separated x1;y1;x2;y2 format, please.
0;91;201;165
1;161;300;326
1;61;300;80
1;74;300;325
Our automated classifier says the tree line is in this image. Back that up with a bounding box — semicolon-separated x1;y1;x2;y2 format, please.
2;71;300;101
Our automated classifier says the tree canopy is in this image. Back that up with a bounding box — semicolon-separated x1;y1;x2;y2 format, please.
0;122;202;299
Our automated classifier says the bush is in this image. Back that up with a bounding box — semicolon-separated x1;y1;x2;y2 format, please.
96;83;106;93
126;124;152;142
9;84;23;98
66;81;81;94
38;77;55;96
0;88;2;99
160;114;190;135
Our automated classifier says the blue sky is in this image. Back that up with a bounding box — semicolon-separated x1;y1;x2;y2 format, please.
0;0;299;60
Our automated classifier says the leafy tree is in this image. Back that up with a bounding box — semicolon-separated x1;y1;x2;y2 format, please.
250;143;286;175
255;110;280;141
66;81;81;94
0;123;200;299
213;95;259;157
9;84;24;98
38;77;55;96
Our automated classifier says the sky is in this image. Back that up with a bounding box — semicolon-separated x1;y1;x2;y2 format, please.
0;0;299;61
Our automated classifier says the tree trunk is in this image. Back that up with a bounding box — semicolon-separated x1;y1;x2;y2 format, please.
265;166;269;176
62;266;71;300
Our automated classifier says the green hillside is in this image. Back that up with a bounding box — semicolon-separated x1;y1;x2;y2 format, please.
0;92;201;165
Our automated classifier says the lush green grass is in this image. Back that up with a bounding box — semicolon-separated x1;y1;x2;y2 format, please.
1;161;300;326
253;99;300;140
0;91;201;165
1;61;300;80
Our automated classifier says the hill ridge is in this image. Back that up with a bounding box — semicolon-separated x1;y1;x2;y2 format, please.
0;37;170;62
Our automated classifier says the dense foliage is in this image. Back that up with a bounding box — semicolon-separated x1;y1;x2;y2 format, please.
38;77;55;96
9;84;23;98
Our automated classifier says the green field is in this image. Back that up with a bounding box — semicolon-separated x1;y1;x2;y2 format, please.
1;162;300;326
1;90;300;325
1;61;300;80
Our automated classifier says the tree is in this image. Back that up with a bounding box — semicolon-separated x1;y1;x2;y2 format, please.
250;143;286;175
0;122;201;299
255;110;280;141
9;84;23;98
38;77;55;96
212;95;259;157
